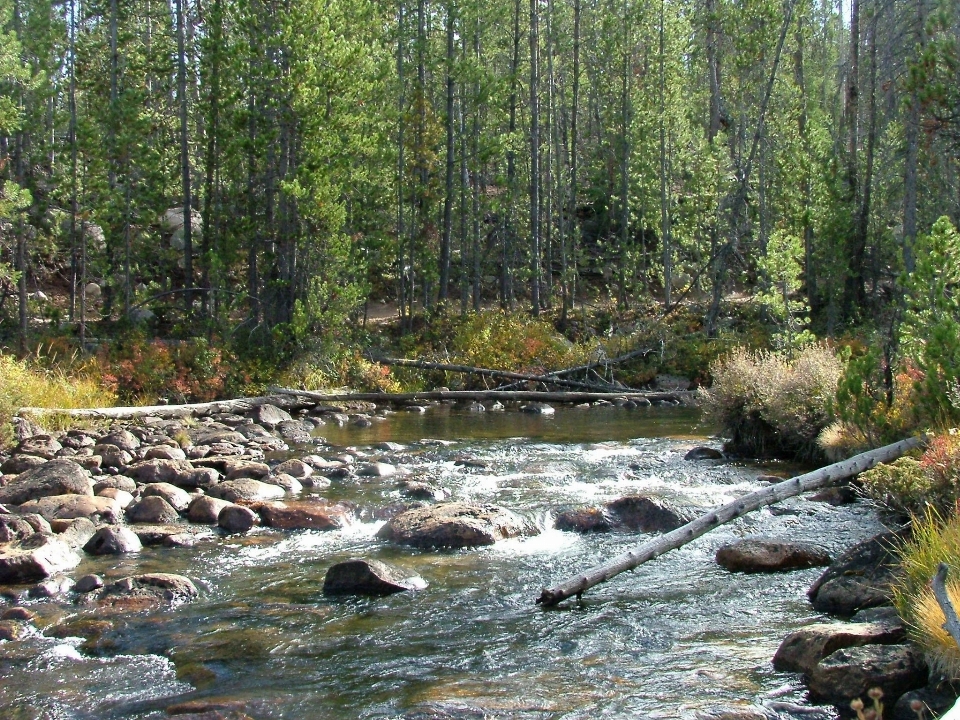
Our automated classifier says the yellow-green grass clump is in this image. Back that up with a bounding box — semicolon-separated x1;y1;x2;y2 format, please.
893;510;960;679
0;352;116;447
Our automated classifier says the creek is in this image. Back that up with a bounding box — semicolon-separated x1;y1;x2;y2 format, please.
0;406;883;719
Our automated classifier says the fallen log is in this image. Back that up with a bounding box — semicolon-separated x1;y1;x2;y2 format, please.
933;563;960;649
18;394;311;420
18;388;697;422
271;388;694;404
372;357;632;392
536;435;924;607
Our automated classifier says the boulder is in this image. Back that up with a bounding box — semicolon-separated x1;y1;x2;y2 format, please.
807;644;928;705
54;517;97;549
94;476;137;494
132;525;212;546
605;495;692;533
126;459;196;486
29;575;74;598
808;531;907;616
83;526;143;555
0;459;92;505
399;481;448;501
93;444;133;469
260;473;303;494
0;514;37;543
276;420;313;443
251;404;292;428
208;479;286;503
182;467;220;489
272;459;313;479
97;487;134;508
126;495;181;524
684;446;724;461
16;494;121;524
141;482;192;512
74;574;105;593
187;495;235;524
357;462;397;478
554;507;613;533
15;435;62;460
520;402;555;415
233;423;273;440
144;445;188;461
773;622;907;674
224;461;271;480
97;572;198;609
716;539;832;572
0;454;48;474
218;505;260;534
190;428;249;447
96;430;140;453
0;534;81;582
257;501;353;531
323;558;426;596
377;502;538;549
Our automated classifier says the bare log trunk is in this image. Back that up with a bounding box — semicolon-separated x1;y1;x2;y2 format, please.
536;435;924;607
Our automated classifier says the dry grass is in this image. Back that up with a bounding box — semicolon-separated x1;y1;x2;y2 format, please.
894;510;960;679
0;352;116;447
699;344;843;460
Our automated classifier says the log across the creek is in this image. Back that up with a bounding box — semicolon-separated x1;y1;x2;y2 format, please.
536;435;925;607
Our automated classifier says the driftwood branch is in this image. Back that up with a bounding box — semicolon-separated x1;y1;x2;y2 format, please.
495;346;657;390
536;435;924;607
372;357;632;392
933;563;960;649
18;394;311;420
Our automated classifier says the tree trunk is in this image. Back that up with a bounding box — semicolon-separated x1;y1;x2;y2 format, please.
530;0;541;315
176;0;193;317
536;435;925;606
439;0;455;304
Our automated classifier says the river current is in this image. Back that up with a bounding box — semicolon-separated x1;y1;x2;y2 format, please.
0;405;886;719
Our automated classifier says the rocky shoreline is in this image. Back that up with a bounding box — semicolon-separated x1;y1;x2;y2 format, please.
0;398;951;718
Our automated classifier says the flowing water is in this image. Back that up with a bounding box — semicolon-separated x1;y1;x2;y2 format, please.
0;406;885;719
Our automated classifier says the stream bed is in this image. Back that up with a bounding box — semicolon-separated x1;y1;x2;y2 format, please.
0;405;886;719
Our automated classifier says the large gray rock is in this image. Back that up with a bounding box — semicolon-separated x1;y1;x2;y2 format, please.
0;459;92;505
808;531;907;616
0;533;81;582
224;460;270;480
126;459;196;486
357;462;397;478
187;495;235;524
807;644;928;705
323;558;426;596
273;459;313;479
716;539;832;573
208;479;285;503
257;501;353;531
15;435;62;460
16;494;121;524
83;526;143;555
773;622;906;675
126;495;181;524
96;430;140;453
251;404;292;428
377;502;538;549
0;454;47;474
141;482;192;513
94;476;137;494
218;505;260;533
93;444;133;469
143;445;187;461
275;420;312;443
605;495;692;533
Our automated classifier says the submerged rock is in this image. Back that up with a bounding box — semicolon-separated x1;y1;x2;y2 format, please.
97;572;199;610
605;495;691;533
323;558;426;596
83;525;143;555
377;502;538;549
554;507;613;533
684;446;724;461
716;538;831;572
257;501;353;531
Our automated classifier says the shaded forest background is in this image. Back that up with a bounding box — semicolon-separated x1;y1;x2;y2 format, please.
1;0;960;388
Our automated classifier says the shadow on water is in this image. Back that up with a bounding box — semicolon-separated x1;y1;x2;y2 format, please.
0;406;857;719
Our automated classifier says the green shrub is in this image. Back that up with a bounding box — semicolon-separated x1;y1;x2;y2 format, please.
860;433;960;517
699;343;843;461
